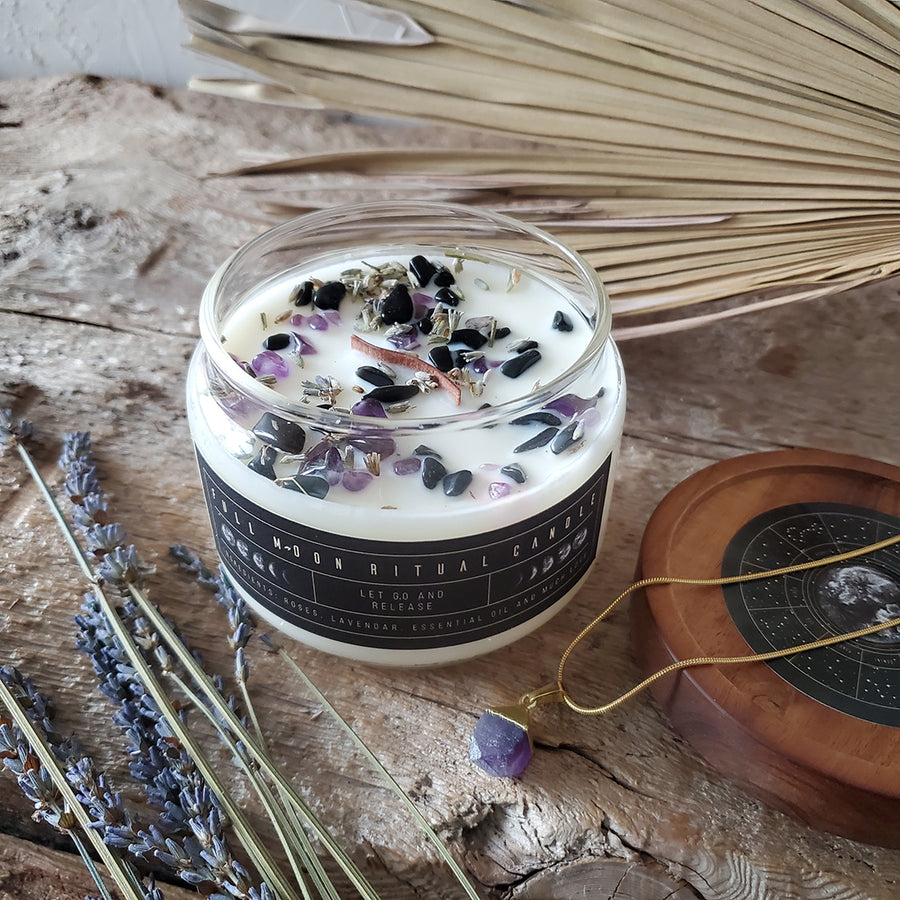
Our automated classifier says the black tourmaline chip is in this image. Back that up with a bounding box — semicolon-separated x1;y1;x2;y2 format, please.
247;445;278;480
500;463;527;483
413;444;441;458
453;350;472;369
418;315;434;335
501;348;542;378
493;326;511;340
355;365;394;388
380;284;414;325
511;339;539;353
442;469;472;497
422;455;447;489
262;333;292;351
552;310;573;332
283;473;330;499
252;412;306;454
364;384;420;403
428;345;454;372
433;267;455;287
434;287;461;307
314;281;346;310
514;427;558;453
291;280;314;306
450;328;488;349
551;421;581;454
409;254;436;286
510;411;562;427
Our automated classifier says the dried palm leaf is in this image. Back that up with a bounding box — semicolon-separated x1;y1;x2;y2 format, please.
179;0;900;335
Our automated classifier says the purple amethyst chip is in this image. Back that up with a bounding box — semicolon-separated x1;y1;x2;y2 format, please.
469;710;532;777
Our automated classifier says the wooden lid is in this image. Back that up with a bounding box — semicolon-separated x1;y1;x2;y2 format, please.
634;449;900;845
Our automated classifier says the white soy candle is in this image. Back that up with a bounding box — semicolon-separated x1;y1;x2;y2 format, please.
187;202;625;665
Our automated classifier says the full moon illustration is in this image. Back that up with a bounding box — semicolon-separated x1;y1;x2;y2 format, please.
812;564;900;645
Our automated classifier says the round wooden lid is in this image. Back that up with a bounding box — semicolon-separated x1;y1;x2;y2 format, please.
633;449;900;846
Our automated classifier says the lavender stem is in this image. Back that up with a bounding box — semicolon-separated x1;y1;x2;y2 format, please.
165;672;323;900
13;442;300;900
123;584;381;900
0;678;146;900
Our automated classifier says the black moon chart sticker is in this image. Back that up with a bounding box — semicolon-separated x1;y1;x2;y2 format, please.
721;503;900;727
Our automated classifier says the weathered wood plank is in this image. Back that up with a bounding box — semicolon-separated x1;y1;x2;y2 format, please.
1;75;899;899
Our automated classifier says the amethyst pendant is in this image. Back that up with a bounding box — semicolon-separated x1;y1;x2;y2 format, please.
469;705;532;777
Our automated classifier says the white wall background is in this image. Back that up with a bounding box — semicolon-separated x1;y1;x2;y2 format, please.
0;0;340;87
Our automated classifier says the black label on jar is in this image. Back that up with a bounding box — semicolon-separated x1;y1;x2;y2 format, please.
197;452;611;649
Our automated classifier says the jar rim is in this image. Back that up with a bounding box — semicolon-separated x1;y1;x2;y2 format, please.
199;200;612;432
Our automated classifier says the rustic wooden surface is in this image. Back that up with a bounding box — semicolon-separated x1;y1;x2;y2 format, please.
1;75;899;899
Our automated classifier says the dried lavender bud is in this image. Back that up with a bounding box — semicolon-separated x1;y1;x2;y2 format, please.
0;409;33;451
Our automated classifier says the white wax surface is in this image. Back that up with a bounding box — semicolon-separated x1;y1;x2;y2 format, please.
192;249;625;530
222;254;592;416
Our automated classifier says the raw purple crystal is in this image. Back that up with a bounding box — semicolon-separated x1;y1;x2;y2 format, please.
303;446;345;485
290;333;317;355
323;310;342;326
543;393;595;419
386;330;420;351
469;710;532;777
307;314;329;330
488;481;511;500
251;350;290;379
347;434;396;458
342;470;373;492
392;457;422;476
351;397;388;418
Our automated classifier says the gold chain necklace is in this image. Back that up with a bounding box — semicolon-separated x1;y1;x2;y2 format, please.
470;533;900;776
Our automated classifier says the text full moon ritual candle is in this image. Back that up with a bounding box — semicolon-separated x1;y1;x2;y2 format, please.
187;202;626;664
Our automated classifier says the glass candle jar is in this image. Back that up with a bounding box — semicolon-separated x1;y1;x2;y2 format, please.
187;201;626;665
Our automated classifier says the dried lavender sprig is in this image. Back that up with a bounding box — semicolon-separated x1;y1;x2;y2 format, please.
0;675;149;900
163;544;386;900
169;548;336;899
118;580;382;899
170;546;260;737
278;652;480;900
0;409;33;450
13;436;299;900
171;550;480;900
0;665;146;854
21;425;399;899
56;452;301;900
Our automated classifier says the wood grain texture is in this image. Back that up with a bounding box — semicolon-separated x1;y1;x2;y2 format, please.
1;75;899;899
633;450;900;847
